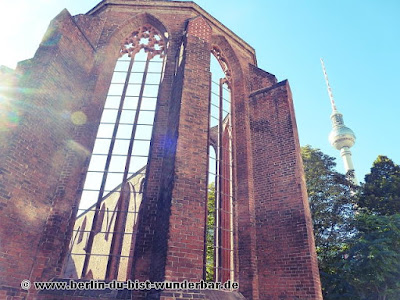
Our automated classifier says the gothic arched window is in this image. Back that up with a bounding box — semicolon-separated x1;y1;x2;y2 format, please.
63;25;166;281
206;48;234;283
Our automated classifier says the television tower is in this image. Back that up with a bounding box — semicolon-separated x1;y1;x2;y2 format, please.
320;58;357;184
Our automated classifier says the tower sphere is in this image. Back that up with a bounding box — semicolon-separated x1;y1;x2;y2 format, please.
329;124;356;150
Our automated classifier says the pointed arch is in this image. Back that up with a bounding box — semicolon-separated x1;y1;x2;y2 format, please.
101;12;170;60
210;35;244;93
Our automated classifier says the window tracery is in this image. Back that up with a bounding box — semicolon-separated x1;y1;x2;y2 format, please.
211;46;232;88
120;25;165;59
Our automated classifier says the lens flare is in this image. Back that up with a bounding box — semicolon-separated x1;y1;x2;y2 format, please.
66;140;90;157
71;111;87;125
0;97;20;131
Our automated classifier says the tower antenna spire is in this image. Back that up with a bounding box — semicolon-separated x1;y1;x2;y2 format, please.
320;58;337;112
321;58;358;185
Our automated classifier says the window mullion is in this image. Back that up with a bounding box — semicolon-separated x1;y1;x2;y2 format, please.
105;54;151;279
81;54;136;278
121;54;151;184
216;78;225;282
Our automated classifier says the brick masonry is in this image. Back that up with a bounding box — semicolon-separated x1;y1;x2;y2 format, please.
0;0;322;299
248;81;322;299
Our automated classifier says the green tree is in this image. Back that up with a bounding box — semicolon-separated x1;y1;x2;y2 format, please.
301;145;357;299
205;184;216;281
302;148;400;299
343;213;400;300
358;156;400;215
301;146;355;250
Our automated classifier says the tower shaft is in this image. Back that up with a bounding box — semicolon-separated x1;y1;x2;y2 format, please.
340;147;357;182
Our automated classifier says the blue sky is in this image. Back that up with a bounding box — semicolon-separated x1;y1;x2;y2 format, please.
1;0;399;182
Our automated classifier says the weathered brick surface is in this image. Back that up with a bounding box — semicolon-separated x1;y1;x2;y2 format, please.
0;1;322;299
161;15;211;283
73;14;105;48
1;8;96;299
248;80;322;299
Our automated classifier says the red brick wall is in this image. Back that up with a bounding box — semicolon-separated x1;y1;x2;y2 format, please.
0;8;96;299
162;15;212;282
249;80;322;299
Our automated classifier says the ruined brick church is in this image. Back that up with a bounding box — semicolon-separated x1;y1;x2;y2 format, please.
0;0;322;299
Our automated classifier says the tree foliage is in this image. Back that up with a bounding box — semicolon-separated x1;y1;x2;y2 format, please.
301;145;355;250
358;155;400;215
205;184;216;281
343;213;400;300
301;145;356;299
302;147;400;300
